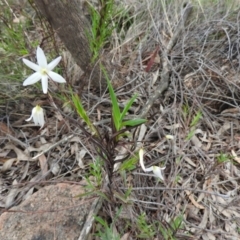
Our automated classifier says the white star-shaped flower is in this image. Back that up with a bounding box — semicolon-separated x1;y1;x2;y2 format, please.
139;148;166;181
26;105;45;128
22;46;66;94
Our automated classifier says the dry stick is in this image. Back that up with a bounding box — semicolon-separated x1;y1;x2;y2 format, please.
140;3;193;118
78;197;103;240
32;134;74;160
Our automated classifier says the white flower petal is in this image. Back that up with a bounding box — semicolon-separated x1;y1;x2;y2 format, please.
23;58;40;72
48;56;61;71
23;72;41;86
38;112;45;128
33;116;38;125
25;115;33;122
152;166;165;181
22;46;65;93
166;135;174;140
26;106;45;128
35;108;45;128
145;166;153;172
139;148;146;172
48;71;66;83
41;75;49;94
37;46;47;67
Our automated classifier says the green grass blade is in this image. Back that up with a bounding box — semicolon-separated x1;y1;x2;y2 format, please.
71;93;97;135
186;128;195;140
120;156;138;171
190;110;202;127
120;93;138;122
71;93;89;123
121;119;147;127
101;66;121;130
107;79;121;119
95;216;107;227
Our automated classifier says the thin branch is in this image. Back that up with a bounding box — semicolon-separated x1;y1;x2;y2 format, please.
140;3;193;117
78;197;103;240
122;187;229;198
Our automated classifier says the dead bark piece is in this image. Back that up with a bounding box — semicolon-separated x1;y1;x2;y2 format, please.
34;0;106;91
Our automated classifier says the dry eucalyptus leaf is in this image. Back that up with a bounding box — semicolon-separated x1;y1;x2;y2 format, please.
27;143;53;154
77;149;87;168
70;136;81;142
1;158;17;172
38;154;48;175
191;135;202;148
113;146;129;172
231;208;240;218
231;150;240;164
217;206;231;218
164;123;181;130
184;156;196;167
23;187;34;201
207;232;216;240
151;69;159;86
4;144;29;161
0;149;10;157
51;162;60;175
198;208;208;229
216;122;231;136
208;206;215;224
71;142;78;155
21;161;29;180
185;190;205;209
202;233;216;240
5;179;19;208
40;137;47;144
0;122;14;136
138;124;147;142
120;232;130;240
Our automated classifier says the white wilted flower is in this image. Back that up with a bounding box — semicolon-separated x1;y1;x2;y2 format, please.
165;135;174;140
152;166;166;180
26;105;45;128
139;148;165;181
139;148;147;172
22;46;66;94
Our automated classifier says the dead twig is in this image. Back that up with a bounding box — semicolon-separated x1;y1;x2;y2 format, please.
140;3;193;117
78;197;103;240
32;134;74;160
123;187;229;198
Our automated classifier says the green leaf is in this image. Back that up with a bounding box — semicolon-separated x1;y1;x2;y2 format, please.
107;78;121;120
101;66;121;130
72;94;87;121
120;94;138;122
71;93;97;135
120;156;138;171
186;128;195;140
190;110;202;127
121;119;147;127
171;215;183;230
95;216;107;227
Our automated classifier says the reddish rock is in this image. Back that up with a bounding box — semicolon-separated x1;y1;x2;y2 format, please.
0;183;92;240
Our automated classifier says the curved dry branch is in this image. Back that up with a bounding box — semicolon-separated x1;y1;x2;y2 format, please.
140;3;193;118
